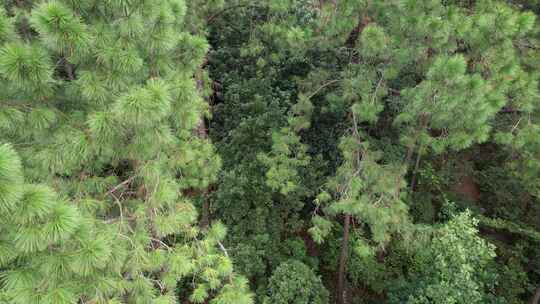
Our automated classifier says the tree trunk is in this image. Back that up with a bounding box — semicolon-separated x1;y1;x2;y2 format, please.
65;60;75;80
345;16;371;48
404;145;415;167
530;287;540;304
410;151;422;191
337;214;351;304
195;68;211;229
195;115;211;229
335;16;370;304
200;198;210;228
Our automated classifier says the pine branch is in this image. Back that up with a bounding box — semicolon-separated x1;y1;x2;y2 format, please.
150;237;170;250
217;240;229;258
104;176;136;198
307;79;341;99
217;240;234;284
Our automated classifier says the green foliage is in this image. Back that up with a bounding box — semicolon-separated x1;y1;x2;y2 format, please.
396;55;498;153
390;211;498;304
1;0;539;303
0;42;54;97
0;143;23;212
319;138;410;245
264;260;329;304
258;127;310;195
206;0;539;302
0;0;253;303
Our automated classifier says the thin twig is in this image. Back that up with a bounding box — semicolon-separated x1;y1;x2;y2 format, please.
510;117;522;134
217;240;234;284
104;176;136;197
117;233;136;248
151;237;171;250
307;79;341;99
111;193;124;223
371;77;384;104
217;240;229;258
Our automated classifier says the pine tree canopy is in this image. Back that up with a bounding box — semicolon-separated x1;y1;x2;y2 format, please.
0;0;251;303
1;0;539;303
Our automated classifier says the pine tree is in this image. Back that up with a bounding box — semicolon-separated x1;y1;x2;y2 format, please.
0;1;252;303
0;143;87;304
300;1;539;303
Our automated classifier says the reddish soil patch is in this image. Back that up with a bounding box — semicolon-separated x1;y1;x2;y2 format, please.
451;174;481;202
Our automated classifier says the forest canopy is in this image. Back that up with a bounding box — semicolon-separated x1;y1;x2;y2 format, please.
0;0;539;304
